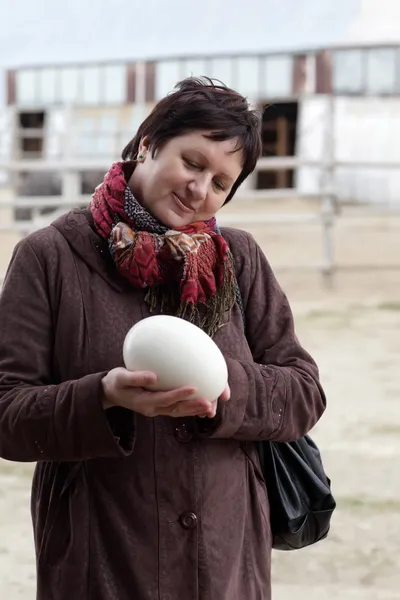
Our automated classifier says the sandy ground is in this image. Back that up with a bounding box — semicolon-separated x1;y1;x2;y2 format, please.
1;199;400;599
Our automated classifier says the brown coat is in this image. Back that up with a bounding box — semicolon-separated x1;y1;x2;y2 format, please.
0;209;326;600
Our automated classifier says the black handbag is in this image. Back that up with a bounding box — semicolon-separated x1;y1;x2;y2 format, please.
257;436;336;551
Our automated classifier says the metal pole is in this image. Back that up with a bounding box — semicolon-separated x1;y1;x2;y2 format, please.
321;93;336;288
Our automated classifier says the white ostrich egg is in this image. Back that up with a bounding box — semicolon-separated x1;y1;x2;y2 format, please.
123;315;228;401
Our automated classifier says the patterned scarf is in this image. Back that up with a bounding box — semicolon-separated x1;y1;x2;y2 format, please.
90;162;237;337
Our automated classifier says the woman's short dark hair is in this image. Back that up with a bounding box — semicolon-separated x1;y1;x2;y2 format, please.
122;76;262;204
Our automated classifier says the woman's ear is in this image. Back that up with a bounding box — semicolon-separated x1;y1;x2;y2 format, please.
139;136;151;154
137;136;151;162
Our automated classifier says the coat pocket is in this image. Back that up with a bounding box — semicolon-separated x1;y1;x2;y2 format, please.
37;462;83;566
241;442;271;533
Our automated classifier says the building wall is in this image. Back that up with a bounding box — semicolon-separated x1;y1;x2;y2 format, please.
0;107;15;185
3;61;400;206
334;97;400;204
296;96;332;194
297;96;400;204
45;104;155;160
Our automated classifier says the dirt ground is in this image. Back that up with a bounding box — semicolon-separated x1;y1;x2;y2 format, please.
1;200;400;599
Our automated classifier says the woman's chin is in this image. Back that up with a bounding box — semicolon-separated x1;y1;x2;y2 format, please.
156;208;194;229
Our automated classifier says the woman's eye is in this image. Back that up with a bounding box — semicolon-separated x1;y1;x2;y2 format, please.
184;158;201;169
214;180;225;191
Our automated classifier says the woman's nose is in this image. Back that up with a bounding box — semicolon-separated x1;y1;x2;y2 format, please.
187;173;211;202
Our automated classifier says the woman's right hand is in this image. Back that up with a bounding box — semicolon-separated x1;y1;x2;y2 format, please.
101;367;216;418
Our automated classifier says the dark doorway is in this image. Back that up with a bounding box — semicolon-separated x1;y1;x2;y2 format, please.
17;111;46;159
257;102;298;189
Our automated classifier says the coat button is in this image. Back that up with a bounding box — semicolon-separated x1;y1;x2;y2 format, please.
179;511;198;530
174;423;193;443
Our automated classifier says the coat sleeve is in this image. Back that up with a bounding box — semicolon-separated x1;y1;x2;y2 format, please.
0;237;135;462
197;230;326;442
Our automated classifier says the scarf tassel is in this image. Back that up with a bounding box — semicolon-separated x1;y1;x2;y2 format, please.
145;260;237;338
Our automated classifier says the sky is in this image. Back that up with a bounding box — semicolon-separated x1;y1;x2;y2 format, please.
0;0;399;103
0;0;360;68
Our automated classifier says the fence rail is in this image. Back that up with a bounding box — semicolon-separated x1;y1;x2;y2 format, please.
5;153;400;288
3;156;400;171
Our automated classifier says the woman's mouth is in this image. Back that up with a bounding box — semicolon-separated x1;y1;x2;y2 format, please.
172;193;194;214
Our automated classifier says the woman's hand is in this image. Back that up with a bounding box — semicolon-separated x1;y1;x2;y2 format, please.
198;382;231;418
220;383;231;402
101;367;219;418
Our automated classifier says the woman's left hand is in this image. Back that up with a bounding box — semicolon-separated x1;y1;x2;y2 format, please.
198;383;230;418
220;383;231;402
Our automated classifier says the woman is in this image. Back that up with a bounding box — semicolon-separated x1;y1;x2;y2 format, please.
0;77;326;600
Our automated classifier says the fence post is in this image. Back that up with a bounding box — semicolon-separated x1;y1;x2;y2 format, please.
321;94;336;288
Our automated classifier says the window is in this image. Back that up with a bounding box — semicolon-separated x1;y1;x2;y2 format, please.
81;66;101;105
37;68;58;104
236;57;259;99
98;113;119;155
366;48;397;95
60;68;80;103
260;56;292;98
208;58;235;88
103;65;127;104
75;116;97;155
124;103;151;147
16;70;37;104
181;58;207;79
333;50;364;94
155;61;182;99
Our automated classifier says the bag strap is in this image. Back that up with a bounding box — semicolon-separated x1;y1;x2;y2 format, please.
218;228;268;471
234;283;246;330
217;226;246;330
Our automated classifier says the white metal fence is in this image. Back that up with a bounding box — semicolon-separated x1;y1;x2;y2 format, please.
2;154;400;289
0;153;337;288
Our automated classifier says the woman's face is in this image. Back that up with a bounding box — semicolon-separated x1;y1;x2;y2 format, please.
128;131;243;228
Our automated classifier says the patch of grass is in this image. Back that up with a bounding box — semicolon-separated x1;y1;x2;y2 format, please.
370;424;400;437
376;301;400;312
338;495;400;512
385;388;400;400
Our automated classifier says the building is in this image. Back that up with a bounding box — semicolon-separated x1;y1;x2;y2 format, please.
1;0;400;217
